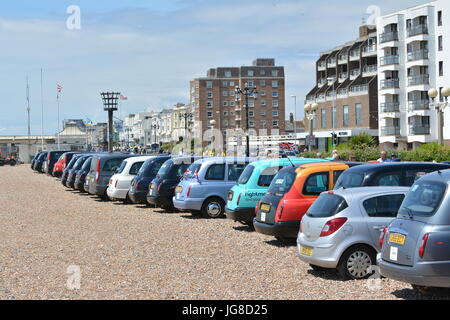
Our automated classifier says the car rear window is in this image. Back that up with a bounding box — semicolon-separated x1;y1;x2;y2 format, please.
258;166;280;187
139;159;166;176
103;158;124;172
73;157;86;170
227;164;247;181
116;161;128;174
184;163;202;179
399;181;447;217
267;167;296;195
81;158;92;171
335;172;364;189
205;164;225;181
157;160;174;176
129;162;144;175
238;165;255;185
66;156;79;169
307;193;348;218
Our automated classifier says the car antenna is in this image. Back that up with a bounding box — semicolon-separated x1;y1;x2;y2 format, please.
281;153;295;168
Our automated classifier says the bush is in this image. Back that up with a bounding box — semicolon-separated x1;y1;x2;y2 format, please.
399;143;450;162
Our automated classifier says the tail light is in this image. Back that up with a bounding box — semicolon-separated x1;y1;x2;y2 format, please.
158;183;163;193
237;193;242;206
277;204;285;221
114;179;118;188
320;218;347;237
186;186;192;197
255;200;260;214
299;221;302;233
379;227;388;249
95;159;101;183
419;233;430;258
136;181;141;190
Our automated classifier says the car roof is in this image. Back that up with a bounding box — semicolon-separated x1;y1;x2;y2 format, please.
247;157;326;169
416;168;450;186
342;162;450;174
192;156;259;165
299;161;350;170
331;186;411;204
124;156;154;163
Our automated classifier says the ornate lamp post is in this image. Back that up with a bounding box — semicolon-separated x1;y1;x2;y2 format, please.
304;102;319;152
152;123;160;153
235;85;258;157
179;112;193;154
428;87;450;145
100;92;120;152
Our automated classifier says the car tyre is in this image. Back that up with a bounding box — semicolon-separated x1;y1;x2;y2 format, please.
338;245;376;280
201;197;225;219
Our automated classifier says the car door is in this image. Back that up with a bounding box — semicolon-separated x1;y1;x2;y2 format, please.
203;163;226;199
370;170;402;187
361;193;406;248
226;162;247;195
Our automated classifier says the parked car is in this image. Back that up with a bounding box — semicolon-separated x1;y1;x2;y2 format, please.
86;153;136;198
55;152;86;178
253;162;354;241
61;154;85;187
334;162;450;190
74;156;93;192
128;156;171;204
34;152;48;173
45;150;70;176
297;186;409;280
173;157;258;218
225;158;327;225
107;156;154;202
66;155;92;189
378;169;450;291
52;154;65;177
147;156;202;210
31;152;45;170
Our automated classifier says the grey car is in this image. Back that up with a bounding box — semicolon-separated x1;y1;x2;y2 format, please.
297;187;409;280
378;169;450;291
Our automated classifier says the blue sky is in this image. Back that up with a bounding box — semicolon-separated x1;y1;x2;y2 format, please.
0;0;427;135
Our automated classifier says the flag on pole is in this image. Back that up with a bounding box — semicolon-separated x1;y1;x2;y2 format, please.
120;94;128;100
84;118;94;126
57;84;63;93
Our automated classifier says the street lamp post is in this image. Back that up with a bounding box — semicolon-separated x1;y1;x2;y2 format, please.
291;95;297;139
304;103;319;152
101;92;120;152
235;85;258;158
428;87;450;145
327;77;336;148
152;123;160;153
179;112;193;155
209;119;216;156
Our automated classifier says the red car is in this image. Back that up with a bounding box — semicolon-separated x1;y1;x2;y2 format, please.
52;154;66;177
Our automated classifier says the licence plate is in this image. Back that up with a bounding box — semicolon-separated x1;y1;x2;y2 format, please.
389;233;406;245
260;212;266;222
176;193;181;200
300;246;313;256
261;204;271;212
176;186;182;193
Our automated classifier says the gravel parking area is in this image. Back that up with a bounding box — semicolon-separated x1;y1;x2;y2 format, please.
1;165;449;300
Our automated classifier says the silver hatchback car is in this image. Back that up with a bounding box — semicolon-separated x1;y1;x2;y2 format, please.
297;186;409;280
378;169;450;292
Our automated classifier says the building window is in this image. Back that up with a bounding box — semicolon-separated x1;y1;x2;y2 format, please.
260;110;267;116
272;110;279;117
260;80;266;87
222;81;228;87
249;120;255;127
225;71;232;77
230;101;235;106
272;70;279;77
343;105;349;127
207;112;213;118
439;61;444;77
207;91;213;98
248;101;255;107
261;100;267;106
206;81;213;88
230;81;234;87
438;11;443;26
321;109;327;128
223;111;228;116
355;104;362;126
260;120;267;126
272;91;278;98
272;120;279;127
246;81;254;87
272;81;278;88
224;120;228;126
230;111;235;116
260;90;266;96
223;101;229;107
332;106;337;127
248;70;254;77
248;111;254;117
272;100;279;107
438;36;443;51
223;91;228;97
206;102;213;108
260;70;266;76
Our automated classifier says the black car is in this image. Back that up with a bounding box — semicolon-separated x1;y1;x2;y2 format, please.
33;152;48;173
61;154;85;187
45;150;70;176
147;156;201;209
31;152;45;169
67;155;92;189
129;156;171;204
74;156;93;192
334;162;450;189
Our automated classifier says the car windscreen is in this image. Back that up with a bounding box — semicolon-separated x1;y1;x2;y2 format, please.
138;159;165;177
184;163;202;179
399;181;447;217
238;165;255;185
157;160;174;177
267;167;296;196
102;158;125;173
170;163;192;178
307;193;348;218
334;172;364;189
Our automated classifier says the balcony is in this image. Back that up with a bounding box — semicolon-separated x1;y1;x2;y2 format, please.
318;61;326;70
409;124;430;135
407;49;429;61
409;100;430;111
407;24;428;37
349;50;360;61
327;58;337;67
381;126;401;136
349;69;360;80
318;78;327;86
408;74;429;86
380;31;399;43
381;102;400;113
362;45;377;56
235;116;242;121
380;55;399;66
362;65;377;76
381;78;400;90
338;73;348;82
235;105;242;111
338;55;348;64
349;84;368;95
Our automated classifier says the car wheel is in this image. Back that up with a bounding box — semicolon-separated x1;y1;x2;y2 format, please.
124;193;131;204
412;285;436;295
338;245;376;280
201;197;225;219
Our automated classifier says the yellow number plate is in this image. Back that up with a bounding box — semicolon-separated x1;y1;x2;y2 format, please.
389;233;406;245
300;246;313;256
176;186;182;193
261;204;271;212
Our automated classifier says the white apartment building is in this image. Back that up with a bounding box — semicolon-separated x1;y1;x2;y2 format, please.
377;0;450;149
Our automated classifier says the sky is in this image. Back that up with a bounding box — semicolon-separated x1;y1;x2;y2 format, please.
0;0;428;136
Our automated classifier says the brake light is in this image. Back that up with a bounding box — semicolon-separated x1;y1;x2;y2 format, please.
277;204;285;220
320;218;347;237
158;183;163;193
379;227;388;249
255;201;260;214
237;193;242;206
96;159;101;183
136;181;140;190
187;186;192;197
115;179;118;188
419;233;430;258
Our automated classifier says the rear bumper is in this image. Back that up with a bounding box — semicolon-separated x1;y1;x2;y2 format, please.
253;219;300;239
173;197;204;211
53;171;62;178
378;254;450;288
90;184;107;196
225;207;255;224
147;195;172;208
107;188;128;200
129;190;148;204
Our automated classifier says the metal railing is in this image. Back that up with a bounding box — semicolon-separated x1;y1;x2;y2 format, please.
380;55;399;66
407;49;429;61
363;65;378;73
381;126;401;136
409;125;430;135
408;100;430;111
380;31;399;43
381;102;400;113
408;74;429;86
381;78;400;89
407;24;428;37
